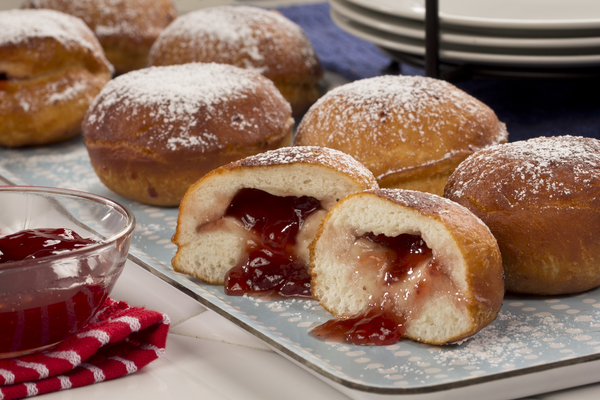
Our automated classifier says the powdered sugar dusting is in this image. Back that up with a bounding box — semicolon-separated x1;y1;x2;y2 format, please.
150;5;319;74
232;146;377;186
0;9;98;55
299;75;502;144
447;136;600;205
24;0;174;40
295;75;507;178
85;63;277;152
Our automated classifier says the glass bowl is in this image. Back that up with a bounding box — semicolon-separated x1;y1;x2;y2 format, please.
0;186;135;358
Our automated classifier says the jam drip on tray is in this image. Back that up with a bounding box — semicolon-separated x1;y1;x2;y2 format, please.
311;233;434;345
224;188;321;298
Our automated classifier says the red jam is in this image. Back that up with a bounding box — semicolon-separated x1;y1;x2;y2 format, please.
0;228;105;355
363;233;433;285
223;188;321;298
311;233;434;346
0;228;98;262
0;285;108;354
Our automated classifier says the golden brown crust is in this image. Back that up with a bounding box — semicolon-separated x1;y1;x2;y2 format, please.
22;0;177;74
148;5;322;116
83;63;294;206
444;135;600;295
0;9;112;147
309;189;504;345
294;75;508;194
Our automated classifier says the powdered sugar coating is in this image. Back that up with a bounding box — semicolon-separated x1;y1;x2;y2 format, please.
149;5;320;75
229;146;376;187
446;136;600;206
23;0;175;41
84;63;291;153
295;75;508;179
0;9;100;56
368;188;491;229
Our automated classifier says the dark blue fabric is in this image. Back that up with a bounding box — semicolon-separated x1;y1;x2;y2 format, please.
276;2;600;142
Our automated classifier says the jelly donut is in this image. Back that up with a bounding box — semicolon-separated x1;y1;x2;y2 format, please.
22;0;177;75
309;189;504;345
294;75;508;195
444;135;600;295
148;5;323;117
82;62;293;206
0;9;112;147
171;146;379;297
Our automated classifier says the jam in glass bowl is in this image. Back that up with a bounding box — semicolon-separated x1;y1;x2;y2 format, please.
0;186;135;358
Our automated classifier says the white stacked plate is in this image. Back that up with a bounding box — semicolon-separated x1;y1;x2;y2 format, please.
329;0;600;78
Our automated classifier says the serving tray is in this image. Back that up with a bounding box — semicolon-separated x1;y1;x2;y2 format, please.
2;138;600;400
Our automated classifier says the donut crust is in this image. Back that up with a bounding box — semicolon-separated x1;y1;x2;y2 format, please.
83;63;294;206
0;9;112;147
22;0;177;74
444;136;600;295
294;75;508;195
148;6;323;116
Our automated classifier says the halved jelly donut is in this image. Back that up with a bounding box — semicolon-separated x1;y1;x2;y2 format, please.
309;189;504;345
171;146;378;297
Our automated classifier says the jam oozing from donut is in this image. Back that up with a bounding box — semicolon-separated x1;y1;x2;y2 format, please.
311;233;435;345
363;233;433;285
224;188;321;297
0;228;98;263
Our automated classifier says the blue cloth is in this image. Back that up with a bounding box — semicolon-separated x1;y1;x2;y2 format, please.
276;2;600;142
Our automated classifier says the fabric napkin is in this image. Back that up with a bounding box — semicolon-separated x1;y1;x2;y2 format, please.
0;298;169;400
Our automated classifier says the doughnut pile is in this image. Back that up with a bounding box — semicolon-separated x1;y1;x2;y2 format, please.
0;9;112;147
444;135;600;295
22;0;177;75
82;63;293;206
148;5;323;117
309;189;504;345
294;75;508;195
171;146;378;297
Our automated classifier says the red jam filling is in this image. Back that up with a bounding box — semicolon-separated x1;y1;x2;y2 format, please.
223;188;321;298
0;228;106;354
0;228;98;263
311;233;435;345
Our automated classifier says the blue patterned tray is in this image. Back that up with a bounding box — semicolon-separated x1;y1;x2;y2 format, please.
2;137;600;399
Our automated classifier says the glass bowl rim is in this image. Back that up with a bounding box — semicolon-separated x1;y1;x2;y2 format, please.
0;186;136;272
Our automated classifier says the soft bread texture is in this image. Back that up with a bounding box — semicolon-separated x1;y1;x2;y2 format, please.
310;189;504;345
23;0;177;75
148;5;323;117
0;9;112;147
172;146;379;284
83;62;293;206
444;135;600;295
294;75;508;195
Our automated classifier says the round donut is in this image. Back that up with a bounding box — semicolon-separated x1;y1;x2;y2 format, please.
444;135;600;295
148;5;323;117
309;189;504;345
0;9;112;147
22;0;178;75
82;62;294;207
294;75;508;195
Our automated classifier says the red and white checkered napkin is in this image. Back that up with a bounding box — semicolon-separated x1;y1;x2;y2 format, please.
0;298;170;400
